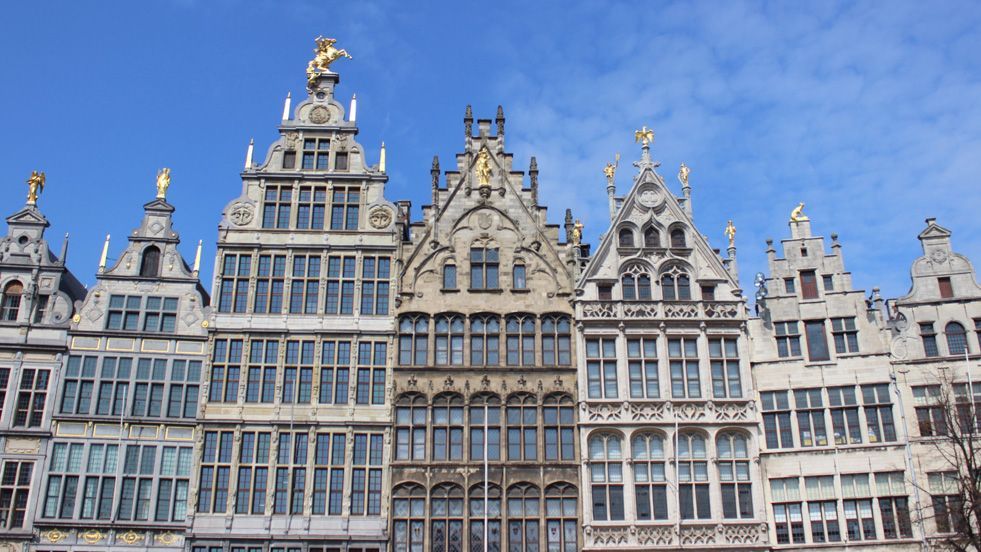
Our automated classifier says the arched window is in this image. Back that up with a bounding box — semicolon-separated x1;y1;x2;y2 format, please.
545;483;578;551
398;315;429;365
443;263;457;290
643;227;660;248
430;484;464;552
946;321;969;355
507;394;538;461
541;315;571;366
469;484;502;552
470;315;500;366
543;394;575;460
394;394;427;460
507;483;541;552
678;433;710;519
661;266;692;301
140;245;161;277
506;314;536;366
718;432;753;519
588;434;624;521
670;228;687;248
1;281;23;322
435;314;465;365
392;483;425;552
621;265;652;301
618;228;635;248
632;433;667;520
513;262;527;290
432;393;464;461
470;394;501;461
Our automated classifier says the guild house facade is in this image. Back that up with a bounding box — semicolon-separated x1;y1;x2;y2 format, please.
2;36;980;552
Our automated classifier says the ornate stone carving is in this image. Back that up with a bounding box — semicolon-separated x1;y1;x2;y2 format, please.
624;302;658;318
704;301;740;319
309;105;330;124
118;530;143;545
156;531;179;545
81;529;105;544
671;401;707;421
664;302;699;318
229;202;255;226
284;131;299;149
627;401;666;421
710;401;751;422
637;187;663;209
369;207;393;229
636;526;674;546
43;529;68;543
586;402;623;422
722;523;767;544
680;525;716;545
582;301;616;319
589;526;629;546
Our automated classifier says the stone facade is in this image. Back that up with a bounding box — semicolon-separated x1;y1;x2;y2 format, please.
0;193;84;552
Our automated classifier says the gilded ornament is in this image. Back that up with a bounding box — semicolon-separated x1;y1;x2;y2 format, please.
306;36;352;89
572;220;584;245
119;530;143;545
790;202;809;222
43;529;67;543
634;126;654;147
72;313;81;323
475;147;492;187
81;529;104;544
724;219;736;247
26;170;45;205
603;153;620;183
678;162;690;186
156;532;178;545
156;168;171;199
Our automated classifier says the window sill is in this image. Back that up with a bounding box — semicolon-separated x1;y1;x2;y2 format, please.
441;288;460;293
511;288;530;294
468;288;504;294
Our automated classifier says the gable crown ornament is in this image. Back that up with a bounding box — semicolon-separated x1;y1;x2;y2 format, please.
26;170;45;205
306;36;352;90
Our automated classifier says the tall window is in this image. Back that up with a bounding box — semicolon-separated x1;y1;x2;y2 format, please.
430;484;464;552
470;247;499;289
0;368;9;417
841;474;875;541
800;270;818;299
261;185;292;229
398;315;429;365
669;337;700;398
139;246;161;277
155;446;192;521
60;356;96;414
506;314;536;367
670;228;686;248
325;255;356;314
283;341;315;404
831;317;859;353
0;281;22;321
585;338;617;399
32;295;49;323
392;484;426;552
545;484;578;552
197;431;233;514
395;395;427;460
296;186;328;229
920;322;940;357
762;391;793;448
287;254;320;314
469;484;502;552
506;484;540;552
828;386;863;444
632;433;667;520
862;383;896;443
273;432;307;515
643;227;659;247
771;478;805;544
470;394;501;461
330;186;360;230
360;256;391;315
254;254;286;313
513;263;527;289
775;321;802;357
876;471;913;539
351;433;384;516
541;315;571;366
312;432;345;515
939;276;954;298
355;341;386;405
661;267;692;301
805;476;840;543
718;433;753;519
913;385;946;436
470;315;500;366
621;265;652;300
443;263;457;290
946;321;969;355
804;320;830;361
130;359;167;418
617;228;634;248
13;368;48;427
627;337;658;398
42;442;83;518
678;432;710;519
795;388;828;446
319;340;350;404
432;394;464;461
302;138;330;169
91;358;127;417
954;382;981;433
709;337;741;398
0;461;33;528
543;394;575;461
79;443;117;520
218;253;251;313
209;339;242;404
236;432;270;514
246;340;278;403
435;314;465;366
588;434;624;521
928;472;963;534
507;395;538;461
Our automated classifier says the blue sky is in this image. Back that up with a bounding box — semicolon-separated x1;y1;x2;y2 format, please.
2;1;980;301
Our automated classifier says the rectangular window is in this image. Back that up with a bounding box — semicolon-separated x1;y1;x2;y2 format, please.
296;186;328;230
775;321;802;358
841;474;875;541
282;341;314;404
800;270;818;299
794;388;828;446
351;434;383;516
282;150;296;169
261;185;292;229
761;391;794;448
301;138;330;170
142;296;178;332
929;472;963;534
831;317;859;354
209;339;243;403
253;254;286;314
828;386;863;445
319;340;351;404
627;338;658;398
862;383;896;443
13;367;49;427
288;253;321;314
335;151;349;171
360;256;391;315
784;278;796;294
236;432;270;515
0;461;33;529
330;186;360;230
771;478;805;544
470;247;500;290
218;253;252;313
709;337;741;398
0;368;8;416
822;275;834;291
598;284;612;301
585;338;617;399
876;471;913;539
939;277;953;298
106;294;142;331
356;342;387;405
325;255;357;314
443;264;457;290
805;476;840;543
913;385;946;436
700;285;715;301
669;337;700;398
920;323;939;357
246;340;277;403
512;264;527;289
804;320;830;361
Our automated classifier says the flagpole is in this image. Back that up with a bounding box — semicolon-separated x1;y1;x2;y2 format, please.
484;401;489;551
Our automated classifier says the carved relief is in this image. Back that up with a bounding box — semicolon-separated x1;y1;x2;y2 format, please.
710;401;752;422
229;202;255;226
309;105;330;124
586;402;623;422
627;401;667;421
582;302;616;319
722;523;767;544
636;526;674;546
588;527;629;546
680;525;716;545
664;302;699;318
369;207;393;229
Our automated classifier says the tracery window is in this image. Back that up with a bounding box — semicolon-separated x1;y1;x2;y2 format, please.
543;394;575;461
506;314;536;366
470;394;501;461
541;315;571;366
661;265;692;301
392;484;425;552
395;395;427;460
545;483;578;552
432;394;464;461
507;483;540;552
398;315;429;366
678;432;710;519
718;433;753;519
435;314;465;366
470;315;500;366
507;394;538;461
632;433;667;520
0;281;21;322
618;228;635;248
469;484;502;552
621;264;652;301
430;484;465;552
589;434;624;521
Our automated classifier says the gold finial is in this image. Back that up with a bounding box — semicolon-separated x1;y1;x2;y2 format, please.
156;168;171;199
306;36;352;88
725;219;736;247
790;202;809;222
572;219;584;245
476;146;492;187
26;170;45;205
634;126;654;147
603;153;620;184
678;163;690;187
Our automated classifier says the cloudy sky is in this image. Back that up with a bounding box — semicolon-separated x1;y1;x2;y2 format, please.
1;1;979;300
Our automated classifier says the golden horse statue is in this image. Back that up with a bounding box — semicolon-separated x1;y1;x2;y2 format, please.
306;36;352;87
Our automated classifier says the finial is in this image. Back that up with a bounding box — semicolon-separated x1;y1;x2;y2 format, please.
306;36;352;90
464;104;473;138
193;239;203;274
604;153;620;186
790;202;809;222
60;232;69;264
634;126;654;147
282;92;292;121
678;163;691;187
496;105;505;135
379;142;386;173
349;94;357;122
155;168;171;199
25;170;45;205
244;139;254;170
431;155;440;188
529;157;539;204
725;220;736;248
98;234;111;272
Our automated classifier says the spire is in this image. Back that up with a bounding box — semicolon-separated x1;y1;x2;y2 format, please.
564;209;574;243
98;234;111;273
349;94;357;122
529;157;539;206
244;138;254;170
282;92;292;121
604;154;620;221
379;142;386;173
192;239;203;274
464;104;473;138
496;105;505;136
60;233;69;265
431;155;440;205
725;220;739;289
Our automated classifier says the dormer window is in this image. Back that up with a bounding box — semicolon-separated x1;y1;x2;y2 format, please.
1;281;23;321
140;246;161;277
670;228;686;248
302;138;330;169
618;229;635;248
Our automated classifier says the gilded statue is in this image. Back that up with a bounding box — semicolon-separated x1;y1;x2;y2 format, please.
572;219;584;245
603;153;620;183
156;168;171;199
306;36;352;88
724;219;736;247
25;170;45;205
678;163;690;187
790;202;809;222
634;126;654;147
476;147;492;187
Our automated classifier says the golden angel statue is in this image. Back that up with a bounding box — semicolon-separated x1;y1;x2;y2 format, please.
476;147;492;187
572;219;584;245
156;168;171;199
724;219;736;247
306;36;352;87
603;153;620;183
26;170;45;205
634;126;654;147
790;202;809;222
678;163;691;187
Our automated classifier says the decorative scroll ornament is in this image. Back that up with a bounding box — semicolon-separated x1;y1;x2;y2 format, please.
26;170;45;205
306;36;352;89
